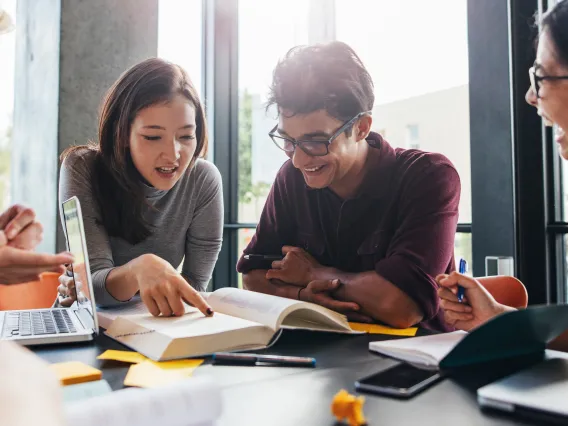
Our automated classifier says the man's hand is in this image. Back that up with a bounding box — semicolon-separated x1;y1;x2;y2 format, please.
265;246;321;286
0;204;43;250
299;279;361;313
0;246;73;284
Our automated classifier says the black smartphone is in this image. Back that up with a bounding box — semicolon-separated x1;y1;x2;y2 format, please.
355;363;444;399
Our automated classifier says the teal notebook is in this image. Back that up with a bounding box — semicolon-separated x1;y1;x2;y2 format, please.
369;304;568;370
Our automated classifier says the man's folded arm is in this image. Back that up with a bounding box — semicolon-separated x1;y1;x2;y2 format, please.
318;163;461;328
242;270;298;299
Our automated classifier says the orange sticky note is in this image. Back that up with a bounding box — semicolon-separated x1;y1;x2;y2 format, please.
97;350;148;364
123;361;187;388
349;322;418;337
49;361;102;386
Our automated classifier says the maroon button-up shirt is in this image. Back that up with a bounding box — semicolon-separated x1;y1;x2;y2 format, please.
237;132;460;331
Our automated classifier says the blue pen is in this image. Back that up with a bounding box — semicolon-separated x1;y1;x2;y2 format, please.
457;258;467;303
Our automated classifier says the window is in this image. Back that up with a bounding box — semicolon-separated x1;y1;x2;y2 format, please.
405;124;420;149
237;0;309;225
335;0;471;225
157;0;203;96
220;0;475;287
237;228;255;288
454;233;472;272
562;158;568;222
0;0;16;212
334;0;472;269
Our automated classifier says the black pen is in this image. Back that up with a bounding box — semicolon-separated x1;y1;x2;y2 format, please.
212;352;316;367
243;254;284;261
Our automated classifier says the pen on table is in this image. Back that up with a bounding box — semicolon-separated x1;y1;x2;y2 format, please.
457;258;467;303
212;352;316;368
243;254;284;261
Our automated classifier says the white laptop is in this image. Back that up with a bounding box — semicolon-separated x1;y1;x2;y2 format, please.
0;196;99;344
478;357;568;423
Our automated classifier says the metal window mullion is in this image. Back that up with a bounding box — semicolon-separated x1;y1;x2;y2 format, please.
309;0;336;44
207;0;239;290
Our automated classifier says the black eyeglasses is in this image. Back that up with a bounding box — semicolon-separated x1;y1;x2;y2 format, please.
529;63;568;98
269;111;372;157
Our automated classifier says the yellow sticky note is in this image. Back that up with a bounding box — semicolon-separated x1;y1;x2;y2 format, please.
123;361;188;388
49;361;102;386
349;322;418;337
368;324;418;336
150;359;204;375
97;350;148;364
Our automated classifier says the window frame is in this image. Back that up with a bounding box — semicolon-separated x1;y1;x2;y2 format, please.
207;0;473;289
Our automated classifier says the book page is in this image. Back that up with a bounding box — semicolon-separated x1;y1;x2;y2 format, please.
97;299;148;329
119;309;267;339
65;377;221;426
281;307;352;333
207;288;302;330
369;331;467;368
97;296;195;329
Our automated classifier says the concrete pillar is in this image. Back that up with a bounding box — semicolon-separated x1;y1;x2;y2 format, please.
12;0;158;252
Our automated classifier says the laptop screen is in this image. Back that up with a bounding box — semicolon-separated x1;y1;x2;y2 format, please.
62;197;97;331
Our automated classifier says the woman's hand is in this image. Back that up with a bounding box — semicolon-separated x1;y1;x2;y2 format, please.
57;265;78;307
0;204;44;250
129;254;213;318
436;272;514;331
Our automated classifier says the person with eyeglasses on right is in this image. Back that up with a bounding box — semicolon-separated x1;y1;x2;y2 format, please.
437;0;568;332
237;41;461;331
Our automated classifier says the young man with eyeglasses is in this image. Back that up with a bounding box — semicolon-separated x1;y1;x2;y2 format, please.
237;41;461;331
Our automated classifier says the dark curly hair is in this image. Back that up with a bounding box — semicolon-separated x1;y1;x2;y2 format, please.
542;0;568;67
267;41;374;135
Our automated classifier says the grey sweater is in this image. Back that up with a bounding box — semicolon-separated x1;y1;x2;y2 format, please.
58;149;224;307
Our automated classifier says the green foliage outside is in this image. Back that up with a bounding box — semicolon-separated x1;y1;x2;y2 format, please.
238;90;253;204
238;90;272;204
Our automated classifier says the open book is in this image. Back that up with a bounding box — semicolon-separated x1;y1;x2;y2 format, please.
369;304;568;370
65;377;221;426
100;288;356;361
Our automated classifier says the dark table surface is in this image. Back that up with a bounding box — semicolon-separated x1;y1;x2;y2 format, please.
33;329;545;426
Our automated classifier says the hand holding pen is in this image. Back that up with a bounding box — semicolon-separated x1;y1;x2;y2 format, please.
436;269;513;332
457;258;467;303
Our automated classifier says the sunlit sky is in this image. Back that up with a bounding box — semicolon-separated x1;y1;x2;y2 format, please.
0;0;15;133
237;0;468;104
0;0;468;135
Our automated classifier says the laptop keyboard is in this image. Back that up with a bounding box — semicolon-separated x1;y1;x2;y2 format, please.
2;310;77;338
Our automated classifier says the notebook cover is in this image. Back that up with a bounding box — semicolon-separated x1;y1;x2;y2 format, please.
440;304;568;369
